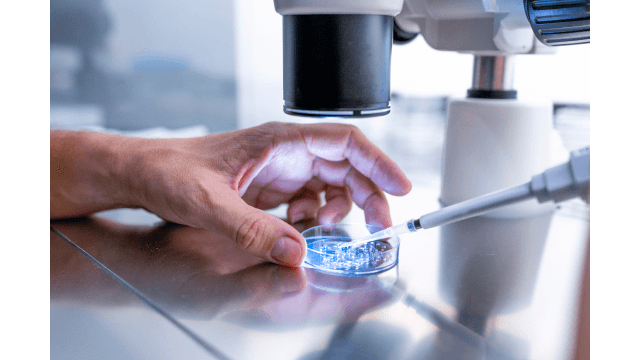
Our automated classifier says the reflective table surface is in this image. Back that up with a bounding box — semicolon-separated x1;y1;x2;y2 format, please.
51;100;590;360
51;203;589;360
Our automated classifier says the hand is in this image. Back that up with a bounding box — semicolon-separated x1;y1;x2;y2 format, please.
51;122;412;266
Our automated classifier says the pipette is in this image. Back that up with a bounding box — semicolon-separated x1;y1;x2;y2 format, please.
341;146;590;250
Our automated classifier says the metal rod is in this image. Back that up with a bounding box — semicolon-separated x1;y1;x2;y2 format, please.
471;55;515;91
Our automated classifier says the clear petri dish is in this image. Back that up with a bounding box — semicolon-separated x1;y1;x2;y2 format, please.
301;223;400;277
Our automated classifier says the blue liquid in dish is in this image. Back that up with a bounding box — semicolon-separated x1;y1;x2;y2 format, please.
305;235;396;275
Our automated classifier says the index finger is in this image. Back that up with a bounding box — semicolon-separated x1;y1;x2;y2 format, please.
296;123;412;196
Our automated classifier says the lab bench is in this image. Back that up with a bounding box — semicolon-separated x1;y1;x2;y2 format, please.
50;99;590;360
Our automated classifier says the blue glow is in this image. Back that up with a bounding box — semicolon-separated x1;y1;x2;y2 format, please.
305;236;394;273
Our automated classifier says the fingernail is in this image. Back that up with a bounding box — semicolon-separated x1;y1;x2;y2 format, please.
385;180;411;196
332;215;342;224
271;236;303;266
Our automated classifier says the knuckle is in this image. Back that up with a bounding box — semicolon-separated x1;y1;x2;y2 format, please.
336;123;357;132
363;188;386;209
260;121;280;128
239;126;278;160
258;121;285;136
369;153;383;179
341;125;360;159
254;123;280;143
346;124;359;132
347;124;363;138
235;214;270;253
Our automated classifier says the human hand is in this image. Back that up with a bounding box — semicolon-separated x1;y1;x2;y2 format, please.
52;122;411;266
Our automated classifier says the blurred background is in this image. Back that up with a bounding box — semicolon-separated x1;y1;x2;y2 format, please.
50;0;237;133
50;0;589;135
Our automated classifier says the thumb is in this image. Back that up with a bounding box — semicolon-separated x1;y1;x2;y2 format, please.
213;192;307;266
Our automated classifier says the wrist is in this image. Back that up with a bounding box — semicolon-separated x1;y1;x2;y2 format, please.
82;132;143;210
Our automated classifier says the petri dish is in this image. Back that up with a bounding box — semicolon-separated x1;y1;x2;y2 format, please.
301;223;400;277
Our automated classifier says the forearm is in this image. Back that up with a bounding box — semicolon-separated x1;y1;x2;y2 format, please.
50;130;138;218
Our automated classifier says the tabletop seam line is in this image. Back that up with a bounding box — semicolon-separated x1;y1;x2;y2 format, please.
50;225;232;360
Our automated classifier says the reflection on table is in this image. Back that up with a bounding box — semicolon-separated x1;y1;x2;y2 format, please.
51;198;588;360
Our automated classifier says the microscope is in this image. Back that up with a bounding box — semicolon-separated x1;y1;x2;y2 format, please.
272;0;589;217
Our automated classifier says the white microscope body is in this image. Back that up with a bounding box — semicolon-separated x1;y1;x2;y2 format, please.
396;0;562;217
274;0;589;218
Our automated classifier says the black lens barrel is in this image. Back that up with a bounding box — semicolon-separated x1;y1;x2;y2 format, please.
283;14;392;117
